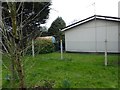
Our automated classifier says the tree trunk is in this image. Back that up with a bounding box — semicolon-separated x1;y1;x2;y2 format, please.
10;38;17;88
10;56;15;88
15;51;25;88
8;2;25;88
16;55;24;89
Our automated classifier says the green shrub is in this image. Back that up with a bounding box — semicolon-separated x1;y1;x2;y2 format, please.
26;39;55;55
60;79;71;88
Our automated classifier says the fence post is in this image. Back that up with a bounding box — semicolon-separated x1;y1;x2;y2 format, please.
105;40;107;66
60;39;63;60
32;39;35;57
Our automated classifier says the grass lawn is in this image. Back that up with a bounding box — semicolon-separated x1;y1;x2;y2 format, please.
2;52;119;88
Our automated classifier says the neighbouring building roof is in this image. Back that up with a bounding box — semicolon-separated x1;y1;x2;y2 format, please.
36;36;56;43
62;15;120;32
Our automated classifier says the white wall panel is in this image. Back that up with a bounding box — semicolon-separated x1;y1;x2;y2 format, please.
65;19;119;53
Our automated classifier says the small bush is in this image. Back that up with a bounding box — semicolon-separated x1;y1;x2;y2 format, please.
59;79;71;88
26;39;55;55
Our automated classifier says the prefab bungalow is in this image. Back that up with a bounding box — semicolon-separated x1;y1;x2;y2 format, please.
62;15;120;53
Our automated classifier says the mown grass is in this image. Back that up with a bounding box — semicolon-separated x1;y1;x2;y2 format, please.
2;52;119;88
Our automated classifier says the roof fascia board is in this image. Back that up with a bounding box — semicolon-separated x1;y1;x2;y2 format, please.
62;15;120;32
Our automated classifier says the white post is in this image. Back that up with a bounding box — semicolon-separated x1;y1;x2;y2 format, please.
105;18;108;66
32;39;35;57
60;39;63;60
105;40;107;66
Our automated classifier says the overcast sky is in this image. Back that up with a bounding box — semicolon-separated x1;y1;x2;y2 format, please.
45;0;120;28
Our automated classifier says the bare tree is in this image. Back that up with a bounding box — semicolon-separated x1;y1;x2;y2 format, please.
1;1;50;88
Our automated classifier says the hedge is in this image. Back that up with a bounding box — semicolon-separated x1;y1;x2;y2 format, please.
26;39;55;55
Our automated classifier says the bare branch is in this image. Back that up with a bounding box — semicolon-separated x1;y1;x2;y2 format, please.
21;2;35;27
2;61;11;71
16;2;23;13
0;41;9;53
22;3;50;28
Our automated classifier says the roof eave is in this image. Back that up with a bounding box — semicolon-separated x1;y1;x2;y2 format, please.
62;15;120;32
